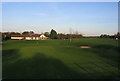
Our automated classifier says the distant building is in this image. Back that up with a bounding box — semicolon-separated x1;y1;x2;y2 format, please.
11;34;48;40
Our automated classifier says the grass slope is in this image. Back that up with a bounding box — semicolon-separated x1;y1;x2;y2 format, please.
2;38;119;79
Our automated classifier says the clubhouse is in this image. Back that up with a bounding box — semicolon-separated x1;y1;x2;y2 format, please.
11;34;48;40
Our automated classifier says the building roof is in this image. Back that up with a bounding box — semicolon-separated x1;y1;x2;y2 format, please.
11;34;42;37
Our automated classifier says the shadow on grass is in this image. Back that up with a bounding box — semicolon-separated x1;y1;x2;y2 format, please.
3;52;83;79
92;45;119;61
2;49;20;61
3;48;119;80
2;49;21;79
89;45;119;67
2;49;21;67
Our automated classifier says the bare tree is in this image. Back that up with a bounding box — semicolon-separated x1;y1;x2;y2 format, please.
75;30;79;35
69;27;73;42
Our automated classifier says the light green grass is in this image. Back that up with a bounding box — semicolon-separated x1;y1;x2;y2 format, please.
2;38;119;79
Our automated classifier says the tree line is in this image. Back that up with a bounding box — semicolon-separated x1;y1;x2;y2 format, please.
1;29;120;40
1;29;83;40
100;32;120;39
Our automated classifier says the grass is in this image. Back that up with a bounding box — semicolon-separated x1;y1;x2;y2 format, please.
2;38;119;79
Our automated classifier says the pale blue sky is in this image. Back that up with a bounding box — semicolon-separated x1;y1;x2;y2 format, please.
2;2;118;36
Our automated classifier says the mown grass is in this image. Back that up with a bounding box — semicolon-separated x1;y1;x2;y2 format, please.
2;38;119;79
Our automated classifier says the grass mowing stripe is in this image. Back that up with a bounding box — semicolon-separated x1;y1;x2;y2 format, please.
2;38;119;79
73;63;90;74
93;63;118;75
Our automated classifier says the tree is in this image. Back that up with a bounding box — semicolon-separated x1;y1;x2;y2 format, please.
22;31;34;35
44;32;50;37
116;32;120;38
100;34;109;38
22;31;30;35
50;29;58;39
9;32;21;35
58;33;67;39
29;31;34;35
2;32;11;40
2;34;11;40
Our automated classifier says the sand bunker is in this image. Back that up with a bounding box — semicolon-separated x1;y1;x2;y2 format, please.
80;46;91;48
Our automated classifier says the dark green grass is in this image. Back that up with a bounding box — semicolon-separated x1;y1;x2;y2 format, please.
2;38;119;79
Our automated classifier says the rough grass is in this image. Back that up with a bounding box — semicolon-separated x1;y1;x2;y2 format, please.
2;38;119;79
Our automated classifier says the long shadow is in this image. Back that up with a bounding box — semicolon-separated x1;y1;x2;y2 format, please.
3;49;119;80
2;49;21;62
2;49;21;80
91;45;119;62
86;44;119;73
3;53;84;79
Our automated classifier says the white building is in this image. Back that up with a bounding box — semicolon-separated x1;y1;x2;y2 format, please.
11;34;48;40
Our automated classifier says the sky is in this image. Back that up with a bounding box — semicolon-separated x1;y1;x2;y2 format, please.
1;0;119;2
2;2;118;36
